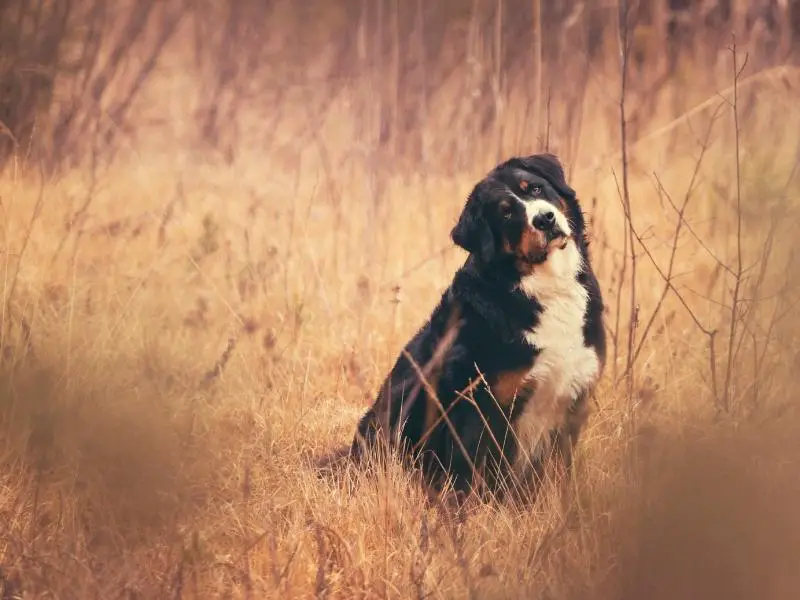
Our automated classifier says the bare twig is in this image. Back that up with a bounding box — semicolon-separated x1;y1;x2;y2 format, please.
618;103;725;382
659;172;736;278
544;88;552;151
577;65;800;180
721;36;749;413
611;192;716;337
616;0;638;408
532;0;543;146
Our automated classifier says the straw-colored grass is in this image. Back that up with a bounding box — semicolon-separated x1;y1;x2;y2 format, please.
2;9;800;599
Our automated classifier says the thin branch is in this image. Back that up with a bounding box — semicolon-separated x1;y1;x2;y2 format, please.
576;64;799;180
615;0;637;407
618;103;725;381
722;37;749;413
659;173;736;277
611;190;714;337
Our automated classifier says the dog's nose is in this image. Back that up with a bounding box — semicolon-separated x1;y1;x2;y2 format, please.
532;210;556;231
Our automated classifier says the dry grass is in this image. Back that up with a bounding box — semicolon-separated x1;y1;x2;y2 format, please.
2;6;800;598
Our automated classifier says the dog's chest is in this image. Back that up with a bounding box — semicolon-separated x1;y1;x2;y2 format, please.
524;289;599;403
512;275;600;471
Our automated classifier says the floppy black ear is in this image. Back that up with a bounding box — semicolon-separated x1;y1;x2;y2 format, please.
450;191;496;263
517;153;576;201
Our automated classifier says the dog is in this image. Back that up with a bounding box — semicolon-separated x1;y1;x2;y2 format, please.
347;153;606;504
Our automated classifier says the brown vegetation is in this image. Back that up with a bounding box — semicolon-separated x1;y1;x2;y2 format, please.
1;0;800;598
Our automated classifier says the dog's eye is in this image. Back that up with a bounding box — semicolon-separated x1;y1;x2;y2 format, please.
528;184;543;195
519;180;543;196
500;203;513;219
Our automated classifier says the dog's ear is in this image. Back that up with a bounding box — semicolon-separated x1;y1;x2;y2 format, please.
518;153;576;201
450;190;496;263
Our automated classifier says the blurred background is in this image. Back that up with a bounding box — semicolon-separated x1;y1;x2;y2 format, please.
2;0;798;172
1;1;800;598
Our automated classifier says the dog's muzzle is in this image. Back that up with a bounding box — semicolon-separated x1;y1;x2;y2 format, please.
532;210;567;245
532;210;556;232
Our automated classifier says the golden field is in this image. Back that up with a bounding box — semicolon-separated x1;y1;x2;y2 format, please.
2;2;800;598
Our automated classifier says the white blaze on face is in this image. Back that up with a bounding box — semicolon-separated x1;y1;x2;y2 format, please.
521;198;572;236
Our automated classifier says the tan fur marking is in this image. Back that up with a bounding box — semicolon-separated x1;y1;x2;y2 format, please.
491;368;533;407
512;225;547;274
517;225;547;257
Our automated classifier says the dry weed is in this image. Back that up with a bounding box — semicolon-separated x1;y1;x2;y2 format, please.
1;2;800;599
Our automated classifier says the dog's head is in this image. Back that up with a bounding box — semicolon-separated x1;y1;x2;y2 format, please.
451;153;586;273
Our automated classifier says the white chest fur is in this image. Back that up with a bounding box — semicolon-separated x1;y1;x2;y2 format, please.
512;241;601;476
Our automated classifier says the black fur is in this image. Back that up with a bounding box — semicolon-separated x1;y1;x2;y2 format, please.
348;153;606;503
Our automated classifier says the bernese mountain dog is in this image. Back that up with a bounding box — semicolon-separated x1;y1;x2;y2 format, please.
348;153;606;504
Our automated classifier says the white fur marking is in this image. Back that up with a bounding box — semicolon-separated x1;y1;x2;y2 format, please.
512;239;600;478
522;199;572;235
